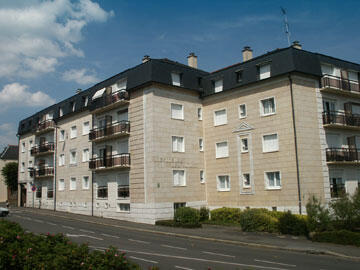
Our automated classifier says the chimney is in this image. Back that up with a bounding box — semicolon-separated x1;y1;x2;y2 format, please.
292;41;302;50
76;88;82;94
142;55;150;63
187;52;198;68
242;46;253;62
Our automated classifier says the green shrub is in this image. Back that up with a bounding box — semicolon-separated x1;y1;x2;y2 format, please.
199;207;210;222
278;211;308;236
155;220;175;227
174;207;201;228
210;207;242;224
306;195;332;232
312;230;360;247
239;208;279;233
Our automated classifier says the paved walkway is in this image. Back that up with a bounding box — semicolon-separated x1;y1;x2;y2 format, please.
10;207;360;261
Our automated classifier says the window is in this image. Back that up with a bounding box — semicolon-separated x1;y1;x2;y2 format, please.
200;170;205;183
243;173;251;187
36;186;42;198
28;161;33;176
174;202;186;211
216;141;229;158
70;177;77;190
348;71;358;82
70;150;77;165
29;140;33;151
117;203;130;212
117;79;127;91
47;186;53;199
217;175;230;191
241;138;248;153
117;173;130;198
172;136;185;152
259;64;271;80
70;126;77;139
82;176;89;190
82;121;90;135
239;104;247;118
59;107;64;117
171;103;184;120
21;142;25;153
262;134;279;152
198;107;202;120
83;96;89;107
21;162;25;173
236;70;243;83
59;154;65;166
171;73;182;86
214;79;223;93
260;97;276;116
70;101;76;112
82;148;89;162
330;177;345;198
59;130;65;141
59;179;65;191
199;138;204;152
265;171;281;189
214;109;227;126
97;185;108;198
173;170;186;186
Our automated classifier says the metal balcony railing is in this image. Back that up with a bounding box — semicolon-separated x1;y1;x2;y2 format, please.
30;167;54;178
36;120;55;133
89;121;130;141
322;111;360;128
30;142;55;156
321;75;359;93
326;148;360;162
90;89;129;111
89;153;130;170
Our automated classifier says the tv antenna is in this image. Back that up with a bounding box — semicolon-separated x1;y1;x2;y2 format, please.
281;7;291;46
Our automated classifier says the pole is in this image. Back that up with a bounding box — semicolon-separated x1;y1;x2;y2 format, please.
281;7;291;46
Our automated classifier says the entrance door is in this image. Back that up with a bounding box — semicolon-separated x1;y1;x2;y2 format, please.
20;184;26;207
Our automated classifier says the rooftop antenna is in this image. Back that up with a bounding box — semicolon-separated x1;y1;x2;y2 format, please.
281;7;291;46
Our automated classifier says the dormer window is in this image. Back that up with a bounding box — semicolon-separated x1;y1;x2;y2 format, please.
59;107;63;117
69;101;75;112
259;63;271;80
235;70;243;83
116;79;127;91
171;72;182;87
82;96;88;107
213;79;223;93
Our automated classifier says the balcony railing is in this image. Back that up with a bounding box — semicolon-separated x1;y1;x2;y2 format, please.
322;111;360;128
30;142;55;156
30;167;55;178
321;75;360;93
326;148;360;163
90;89;129;112
36;120;55;134
89;153;130;170
118;185;130;198
89;121;130;141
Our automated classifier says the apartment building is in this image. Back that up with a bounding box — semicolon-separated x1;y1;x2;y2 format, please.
18;42;360;223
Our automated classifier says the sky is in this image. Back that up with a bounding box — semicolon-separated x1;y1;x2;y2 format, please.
0;0;359;149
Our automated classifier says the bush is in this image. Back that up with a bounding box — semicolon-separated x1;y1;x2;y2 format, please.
199;207;210;222
306;195;332;232
312;230;360;247
210;207;242;224
174;207;201;228
0;220;140;270
239;208;279;233
155;220;175;227
278;211;308;236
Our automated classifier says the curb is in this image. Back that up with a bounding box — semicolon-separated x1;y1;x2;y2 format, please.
15;208;360;261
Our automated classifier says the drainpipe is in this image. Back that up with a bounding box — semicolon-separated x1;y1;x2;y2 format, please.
53;121;57;211
288;74;302;214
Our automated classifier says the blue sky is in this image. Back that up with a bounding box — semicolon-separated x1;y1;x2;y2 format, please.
0;0;359;148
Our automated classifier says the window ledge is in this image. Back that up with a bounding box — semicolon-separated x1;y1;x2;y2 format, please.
266;187;281;190
218;189;230;192
216;156;229;159
173;185;187;187
262;150;279;154
261;113;276;118
171;118;184;121
69;163;77;167
241;150;249;154
96;198;108;200
243;186;251;189
214;123;227;127
239;116;247;119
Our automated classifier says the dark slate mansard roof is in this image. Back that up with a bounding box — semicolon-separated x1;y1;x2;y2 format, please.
18;46;360;136
0;145;19;160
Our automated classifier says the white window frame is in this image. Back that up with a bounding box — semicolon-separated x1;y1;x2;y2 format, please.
117;203;130;212
213;108;227;126
198;107;202;120
241;138;249;153
82;176;90;190
70;126;77;139
200;170;205;183
215;141;229;159
58;179;65;191
82;121;90;135
262;133;279;153
82;148;90;162
172;136;185;153
265;171;281;190
70;177;77;191
171;72;181;87
259;63;271;80
199;138;204;152
239;104;247;118
217;175;230;191
69;150;77;165
59;130;65;141
173;169;186;187
171;103;184;120
260;97;276;116
59;154;65;166
21;142;25;153
243;173;251;188
214;79;223;93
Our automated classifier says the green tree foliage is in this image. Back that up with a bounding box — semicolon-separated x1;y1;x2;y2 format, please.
1;162;18;192
305;195;332;232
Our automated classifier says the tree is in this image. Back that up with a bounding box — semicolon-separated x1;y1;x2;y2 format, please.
1;162;18;192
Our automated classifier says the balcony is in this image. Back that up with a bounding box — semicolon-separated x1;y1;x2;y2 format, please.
90;89;129;114
30;167;54;179
321;75;360;97
35;120;55;135
30;142;55;156
322;111;360;131
326;148;360;165
89;121;130;142
89;153;130;171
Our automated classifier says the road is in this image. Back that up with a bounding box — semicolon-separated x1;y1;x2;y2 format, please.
3;208;359;270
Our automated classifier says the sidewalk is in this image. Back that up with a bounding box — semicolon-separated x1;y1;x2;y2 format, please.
13;207;360;261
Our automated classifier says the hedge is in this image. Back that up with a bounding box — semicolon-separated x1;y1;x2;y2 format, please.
174;207;201;228
278;211;308;236
312;230;360;247
239;208;279;233
210;207;242;225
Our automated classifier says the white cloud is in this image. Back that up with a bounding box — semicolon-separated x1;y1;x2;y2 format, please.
62;68;99;85
0;123;17;148
0;0;113;78
0;83;55;109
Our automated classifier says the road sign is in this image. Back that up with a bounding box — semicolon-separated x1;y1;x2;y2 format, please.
31;186;36;192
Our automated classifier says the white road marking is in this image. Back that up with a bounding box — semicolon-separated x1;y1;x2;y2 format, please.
202;251;235;258
33;219;44;223
62;225;74;230
129;256;158;264
255;259;296;267
66;234;103;241
46;222;56;226
175;266;194;270
161;244;187;251
100;233;114;237
128;238;150;244
79;229;95;234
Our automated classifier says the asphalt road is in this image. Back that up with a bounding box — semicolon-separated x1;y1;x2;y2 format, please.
3;209;359;270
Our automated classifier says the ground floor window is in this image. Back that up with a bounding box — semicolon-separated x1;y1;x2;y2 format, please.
36;186;42;198
97;185;108;199
47;186;53;199
117;203;130;212
174;202;186;211
330;177;345;198
217;175;230;191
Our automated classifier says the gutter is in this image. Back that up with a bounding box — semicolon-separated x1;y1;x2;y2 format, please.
288;74;302;214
